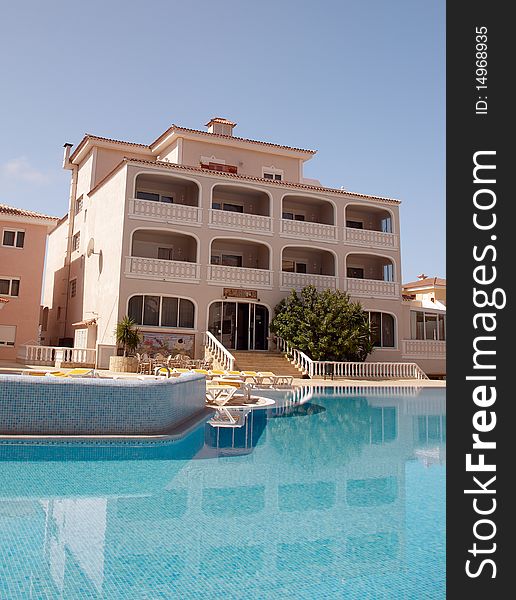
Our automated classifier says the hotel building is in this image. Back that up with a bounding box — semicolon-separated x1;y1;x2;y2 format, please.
41;118;445;375
0;204;58;361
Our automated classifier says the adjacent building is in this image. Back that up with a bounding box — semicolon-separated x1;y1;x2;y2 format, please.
40;118;445;375
0;204;59;361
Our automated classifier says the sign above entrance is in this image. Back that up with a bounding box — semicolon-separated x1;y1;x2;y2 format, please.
223;288;258;300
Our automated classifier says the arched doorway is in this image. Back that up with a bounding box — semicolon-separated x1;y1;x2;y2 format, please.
208;301;269;350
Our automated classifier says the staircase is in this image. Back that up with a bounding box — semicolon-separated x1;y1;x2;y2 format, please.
232;351;303;377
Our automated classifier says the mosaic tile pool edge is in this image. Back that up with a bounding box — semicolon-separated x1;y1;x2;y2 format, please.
0;373;206;436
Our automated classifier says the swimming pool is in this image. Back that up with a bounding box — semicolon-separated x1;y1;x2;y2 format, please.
0;386;445;599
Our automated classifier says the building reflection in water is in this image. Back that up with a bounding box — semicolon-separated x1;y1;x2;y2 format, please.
0;387;445;598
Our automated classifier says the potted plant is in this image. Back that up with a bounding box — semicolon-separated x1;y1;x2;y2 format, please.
109;316;142;372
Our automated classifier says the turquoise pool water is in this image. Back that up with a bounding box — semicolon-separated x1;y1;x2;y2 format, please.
0;386;445;599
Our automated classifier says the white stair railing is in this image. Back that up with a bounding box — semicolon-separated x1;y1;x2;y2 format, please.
204;331;235;372
275;336;428;380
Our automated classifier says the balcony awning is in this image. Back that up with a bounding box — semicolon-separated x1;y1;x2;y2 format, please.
0;297;9;310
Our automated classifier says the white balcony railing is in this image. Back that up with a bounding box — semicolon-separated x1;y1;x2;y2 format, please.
344;227;399;249
18;345;97;366
402;339;446;359
208;265;273;288
125;256;201;282
281;219;337;242
281;272;337;292
209;209;272;233
346;278;399;298
128;198;202;225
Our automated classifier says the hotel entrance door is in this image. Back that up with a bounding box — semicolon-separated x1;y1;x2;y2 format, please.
208;302;269;350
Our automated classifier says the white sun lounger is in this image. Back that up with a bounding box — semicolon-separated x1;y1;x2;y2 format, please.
206;385;238;406
207;408;249;428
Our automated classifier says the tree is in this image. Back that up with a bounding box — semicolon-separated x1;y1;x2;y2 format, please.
270;286;373;361
115;316;142;357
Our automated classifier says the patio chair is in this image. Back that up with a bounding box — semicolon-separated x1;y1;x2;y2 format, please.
207;407;248;428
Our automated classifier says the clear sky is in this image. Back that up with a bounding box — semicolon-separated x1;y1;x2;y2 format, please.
0;0;445;281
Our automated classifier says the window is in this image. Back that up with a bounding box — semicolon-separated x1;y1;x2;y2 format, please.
212;202;244;213
2;229;25;248
136;191;174;204
368;312;395;348
128;295;195;329
347;267;364;279
0;325;16;346
346;220;363;230
410;311;446;341
383;263;394;282
69;279;77;298
72;232;80;251
0;278;20;297
282;212;305;221
75;196;83;214
262;166;283;181
381;217;392;233
282;260;307;274
211;253;243;267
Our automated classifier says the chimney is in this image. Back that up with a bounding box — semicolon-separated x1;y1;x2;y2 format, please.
206;117;237;136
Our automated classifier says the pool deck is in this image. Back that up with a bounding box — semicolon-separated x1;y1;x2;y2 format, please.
0;360;445;388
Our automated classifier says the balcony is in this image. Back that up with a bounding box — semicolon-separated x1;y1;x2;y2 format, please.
208;265;272;288
126;230;200;282
401;339;446;359
281;246;337;291
281;272;337;292
346;278;399;298
346;253;399;298
129;198;202;225
345;204;398;249
281;194;337;242
281;220;337;242
125;256;200;282
129;173;201;225
209;210;272;233
210;184;272;234
344;227;398;249
208;238;272;288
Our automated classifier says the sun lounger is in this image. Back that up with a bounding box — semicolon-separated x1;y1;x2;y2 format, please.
66;368;96;378
206;384;238;406
207;408;249;428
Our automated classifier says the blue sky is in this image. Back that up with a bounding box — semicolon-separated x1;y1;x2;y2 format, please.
0;0;445;281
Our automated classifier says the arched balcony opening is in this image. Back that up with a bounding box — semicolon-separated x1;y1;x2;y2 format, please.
281;246;337;291
344;204;398;249
208;238;272;288
281;195;337;242
210;184;272;233
345;253;399;298
129;173;201;225
125;230;200;282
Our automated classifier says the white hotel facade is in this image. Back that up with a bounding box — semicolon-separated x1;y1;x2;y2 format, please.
41;118;445;375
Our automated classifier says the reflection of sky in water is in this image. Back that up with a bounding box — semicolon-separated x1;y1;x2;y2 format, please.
0;387;445;599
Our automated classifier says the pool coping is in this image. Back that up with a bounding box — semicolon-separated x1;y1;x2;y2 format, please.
0;407;214;444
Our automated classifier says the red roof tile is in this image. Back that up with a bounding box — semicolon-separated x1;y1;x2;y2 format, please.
88;157;401;205
0;203;59;221
403;277;446;289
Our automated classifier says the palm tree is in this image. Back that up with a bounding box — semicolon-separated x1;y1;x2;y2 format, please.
115;316;141;357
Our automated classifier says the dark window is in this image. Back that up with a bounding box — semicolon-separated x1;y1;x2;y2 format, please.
382;313;395;347
143;296;160;326
0;279;10;295
161;195;174;204
128;295;143;324
212;202;222;210
136;191;160;202
282;212;294;220
178;299;195;328
347;267;364;279
223;203;244;213
161;297;179;327
128;295;194;329
346;220;363;229
263;173;274;180
296;262;307;274
370;312;382;347
3;230;24;247
10;279;20;296
274;174;282;181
